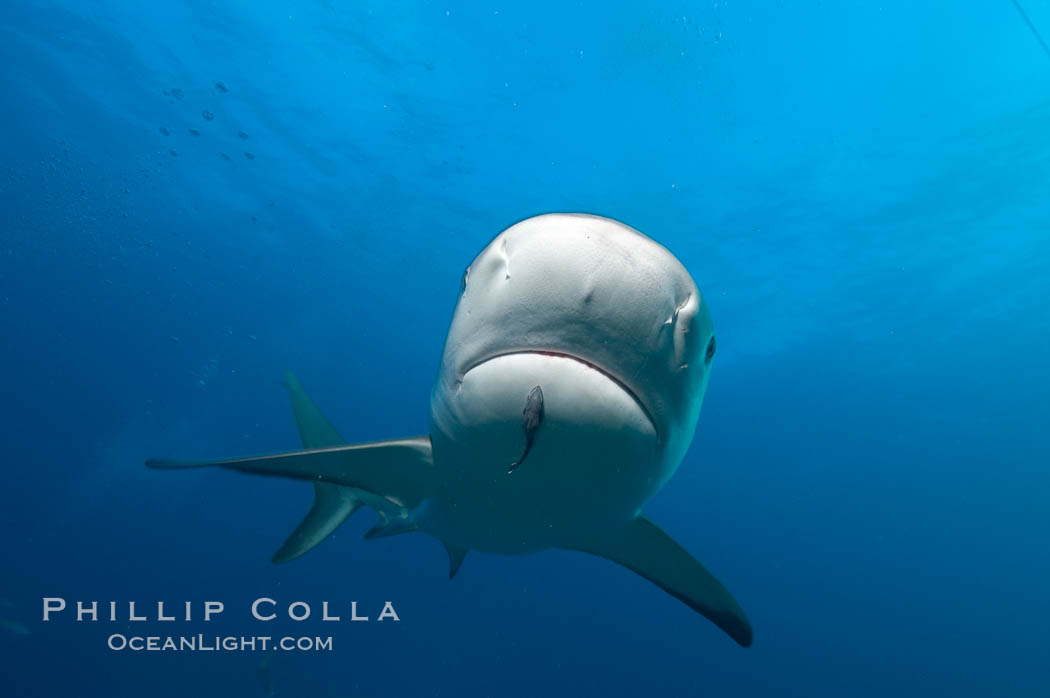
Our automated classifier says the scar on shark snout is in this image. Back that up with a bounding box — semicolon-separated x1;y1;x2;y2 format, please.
508;385;544;474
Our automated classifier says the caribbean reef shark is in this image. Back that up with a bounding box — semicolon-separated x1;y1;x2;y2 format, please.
147;213;753;647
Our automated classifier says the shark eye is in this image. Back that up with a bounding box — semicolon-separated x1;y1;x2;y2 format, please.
460;267;470;293
705;336;716;363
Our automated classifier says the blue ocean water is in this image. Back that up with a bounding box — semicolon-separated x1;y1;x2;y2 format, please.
1;0;1049;695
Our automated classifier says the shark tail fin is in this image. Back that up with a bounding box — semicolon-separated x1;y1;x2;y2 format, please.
146;437;433;510
272;371;362;563
147;372;434;565
272;485;363;564
569;516;752;647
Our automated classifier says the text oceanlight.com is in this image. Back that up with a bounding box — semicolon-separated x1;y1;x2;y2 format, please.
107;634;333;652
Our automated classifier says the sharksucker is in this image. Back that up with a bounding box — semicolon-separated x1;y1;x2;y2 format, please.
508;385;544;474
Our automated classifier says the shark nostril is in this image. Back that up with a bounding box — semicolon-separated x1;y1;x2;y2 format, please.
705;336;716;363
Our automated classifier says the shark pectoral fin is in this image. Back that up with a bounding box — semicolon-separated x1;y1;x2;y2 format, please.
146;436;434;510
570;517;753;647
272;370;363;563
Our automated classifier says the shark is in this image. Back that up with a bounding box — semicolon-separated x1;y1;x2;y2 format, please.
147;213;753;647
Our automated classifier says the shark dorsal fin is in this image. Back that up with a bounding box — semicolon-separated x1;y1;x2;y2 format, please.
271;371;363;563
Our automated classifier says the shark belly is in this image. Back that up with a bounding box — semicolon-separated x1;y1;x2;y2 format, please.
426;352;668;553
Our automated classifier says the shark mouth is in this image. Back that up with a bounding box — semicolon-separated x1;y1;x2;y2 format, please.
461;350;658;435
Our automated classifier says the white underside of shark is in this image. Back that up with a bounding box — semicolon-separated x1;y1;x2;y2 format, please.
148;213;753;647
